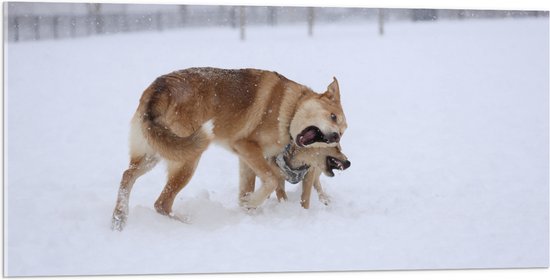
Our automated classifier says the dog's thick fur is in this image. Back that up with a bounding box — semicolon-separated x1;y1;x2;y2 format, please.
111;67;347;231
239;145;350;209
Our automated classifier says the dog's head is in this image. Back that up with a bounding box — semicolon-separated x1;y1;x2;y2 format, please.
287;144;351;178
290;77;347;148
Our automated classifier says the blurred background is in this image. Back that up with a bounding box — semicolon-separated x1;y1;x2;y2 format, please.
5;2;548;43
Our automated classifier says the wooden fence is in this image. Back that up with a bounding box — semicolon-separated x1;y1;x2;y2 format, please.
5;7;547;43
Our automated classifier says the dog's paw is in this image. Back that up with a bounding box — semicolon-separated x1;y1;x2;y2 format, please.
240;201;258;212
240;198;260;214
241;205;263;216
239;192;250;207
111;210;127;231
239;192;258;209
169;213;191;224
318;193;331;206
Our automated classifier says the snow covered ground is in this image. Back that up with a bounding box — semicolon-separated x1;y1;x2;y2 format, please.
4;18;549;276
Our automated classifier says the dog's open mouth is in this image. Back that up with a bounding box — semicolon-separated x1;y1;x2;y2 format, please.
296;126;327;147
325;156;351;177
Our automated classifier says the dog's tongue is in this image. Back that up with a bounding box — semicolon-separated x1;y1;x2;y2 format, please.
299;128;317;145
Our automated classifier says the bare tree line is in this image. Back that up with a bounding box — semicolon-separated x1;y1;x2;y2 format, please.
5;4;547;43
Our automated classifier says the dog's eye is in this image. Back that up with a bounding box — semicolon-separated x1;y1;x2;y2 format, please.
330;113;337;122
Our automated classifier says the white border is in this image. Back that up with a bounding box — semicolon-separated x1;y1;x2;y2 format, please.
1;0;548;280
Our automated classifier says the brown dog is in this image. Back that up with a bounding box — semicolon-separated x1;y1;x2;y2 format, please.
111;67;347;230
239;144;350;209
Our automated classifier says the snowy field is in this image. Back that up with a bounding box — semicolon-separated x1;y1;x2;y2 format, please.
4;18;549;276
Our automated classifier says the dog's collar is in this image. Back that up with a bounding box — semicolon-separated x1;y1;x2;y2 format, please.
276;144;309;184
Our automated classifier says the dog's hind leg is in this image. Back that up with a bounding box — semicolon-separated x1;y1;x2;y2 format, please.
154;151;204;216
238;159;256;206
112;154;159;231
275;179;288;202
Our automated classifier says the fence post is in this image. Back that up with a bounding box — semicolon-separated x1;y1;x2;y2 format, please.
179;5;188;27
307;7;315;37
122;14;130;32
53;16;60;39
268;6;277;26
34;16;40;40
229;6;236;28
85;15;91;36
156;12;163;31
147;13;153;30
70;16;77;37
13;16;19;42
96;14;104;34
92;3;104;34
239;6;246;41
378;8;384;36
120;5;129;32
457;9;466;19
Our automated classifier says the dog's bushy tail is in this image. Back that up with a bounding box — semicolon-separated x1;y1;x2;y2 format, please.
137;78;210;162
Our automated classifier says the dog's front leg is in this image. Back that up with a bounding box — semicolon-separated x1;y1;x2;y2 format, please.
300;171;316;209
313;176;331;206
233;140;281;209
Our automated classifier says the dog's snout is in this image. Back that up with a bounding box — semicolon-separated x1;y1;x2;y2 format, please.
343;160;351;169
328;132;340;143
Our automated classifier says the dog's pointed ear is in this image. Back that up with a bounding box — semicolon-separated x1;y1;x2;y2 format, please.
324;77;340;102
